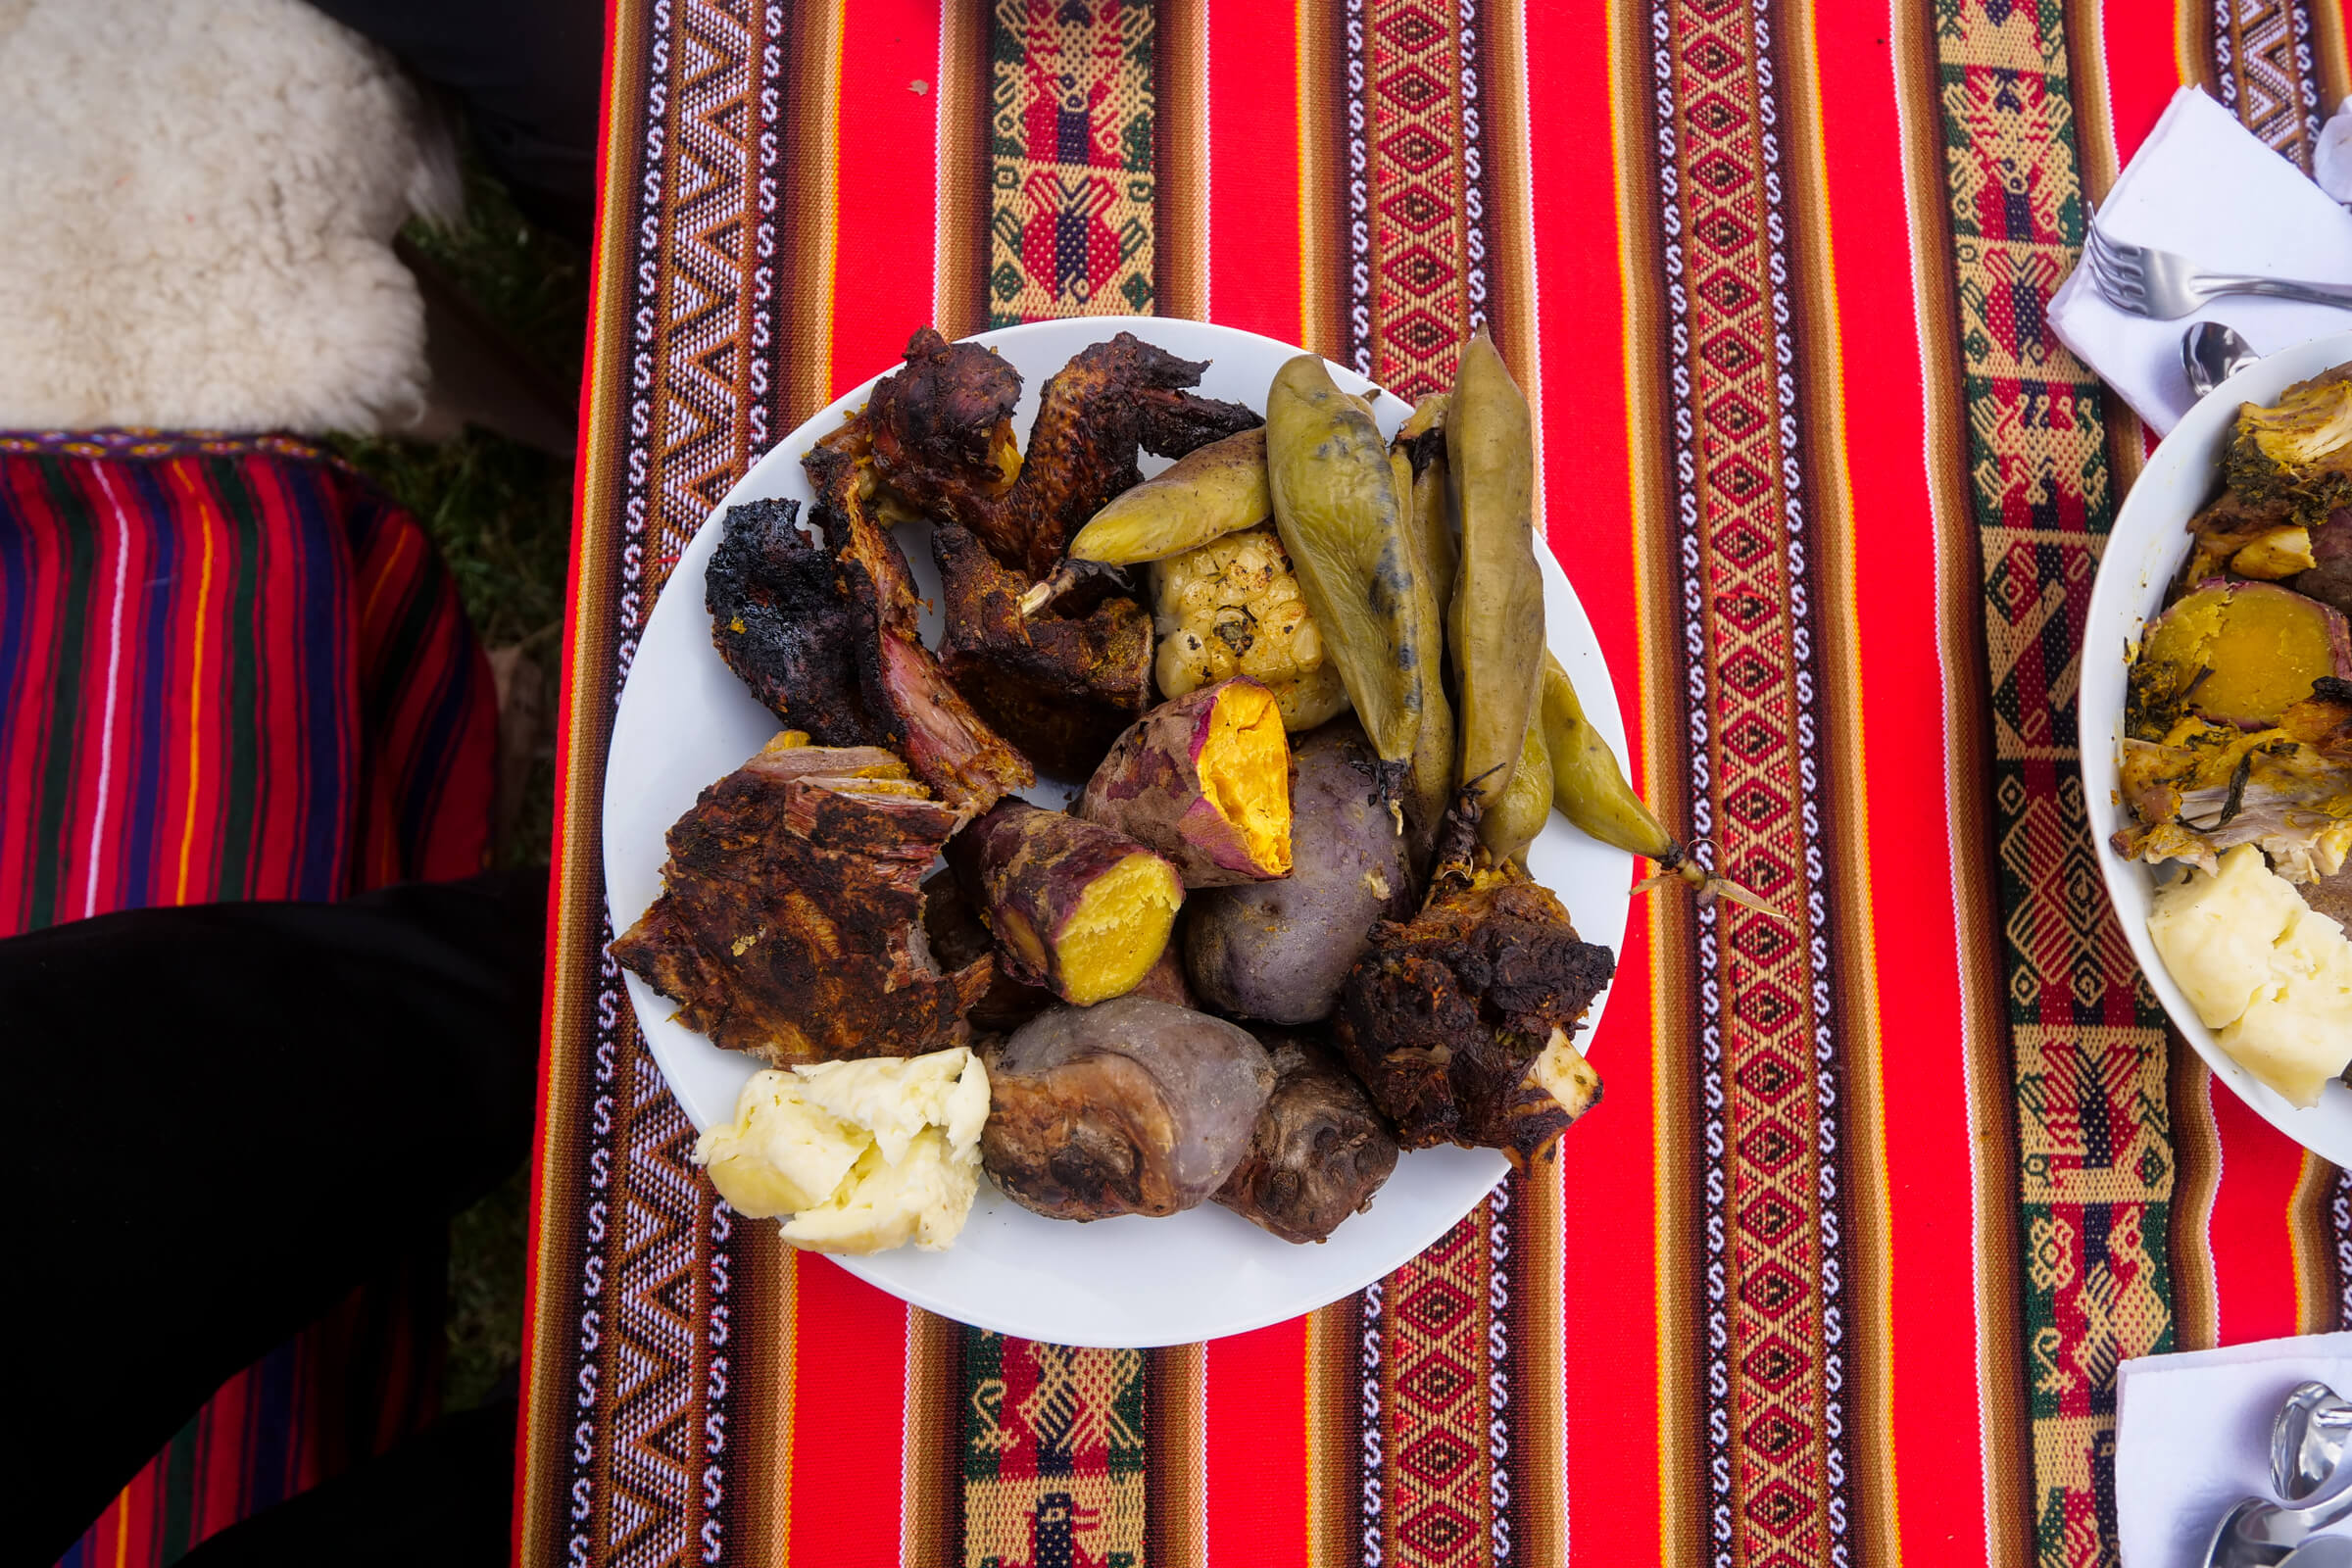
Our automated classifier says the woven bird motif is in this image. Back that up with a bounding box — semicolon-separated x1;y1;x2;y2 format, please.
990;0;1156;323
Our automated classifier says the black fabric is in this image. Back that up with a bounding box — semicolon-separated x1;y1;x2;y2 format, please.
305;0;603;245
5;872;544;1564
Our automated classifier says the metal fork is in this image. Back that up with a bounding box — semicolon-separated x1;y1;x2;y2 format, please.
2081;226;2352;319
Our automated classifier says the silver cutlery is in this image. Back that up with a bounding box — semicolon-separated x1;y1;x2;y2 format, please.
2276;1382;2352;1502
2182;320;2260;399
2203;1382;2352;1568
2082;227;2352;319
2278;1534;2352;1568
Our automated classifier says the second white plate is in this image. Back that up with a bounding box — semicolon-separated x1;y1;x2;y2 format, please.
2081;329;2352;1166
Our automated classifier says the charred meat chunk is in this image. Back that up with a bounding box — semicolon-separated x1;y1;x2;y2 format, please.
705;493;1032;815
705;497;897;749
612;737;993;1064
1333;803;1613;1166
932;521;1152;777
1214;1034;1398;1244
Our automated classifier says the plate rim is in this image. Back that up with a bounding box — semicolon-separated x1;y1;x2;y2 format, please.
2080;327;2352;1165
598;314;1635;1344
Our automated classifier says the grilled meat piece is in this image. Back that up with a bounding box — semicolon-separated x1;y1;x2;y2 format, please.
863;327;1261;576
611;736;994;1064
705;494;1033;815
1007;332;1260;577
1334;800;1614;1166
864;326;1027;562
805;430;923;639
1214;1033;1398;1245
705;497;897;749
932;521;1152;777
870;629;1036;815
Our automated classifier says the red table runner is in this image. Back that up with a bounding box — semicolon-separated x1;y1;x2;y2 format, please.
525;3;2352;1564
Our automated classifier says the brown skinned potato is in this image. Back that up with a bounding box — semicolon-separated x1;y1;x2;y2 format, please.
1183;719;1413;1024
1214;1033;1398;1244
981;997;1274;1220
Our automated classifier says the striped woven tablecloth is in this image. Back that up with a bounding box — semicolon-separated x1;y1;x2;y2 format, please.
524;3;2352;1564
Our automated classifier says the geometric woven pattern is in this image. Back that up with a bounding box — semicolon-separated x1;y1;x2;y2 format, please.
527;3;2352;1564
2211;0;2330;172
1922;1;2174;1563
1337;0;1489;398
1623;0;1866;1560
959;1338;1149;1566
988;0;1159;324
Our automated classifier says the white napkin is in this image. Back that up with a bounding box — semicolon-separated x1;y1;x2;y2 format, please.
2115;1333;2352;1568
2318;99;2352;205
2048;86;2352;436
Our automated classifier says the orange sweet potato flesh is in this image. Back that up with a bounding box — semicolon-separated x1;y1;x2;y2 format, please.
2137;580;2352;730
1077;678;1294;887
949;800;1185;1005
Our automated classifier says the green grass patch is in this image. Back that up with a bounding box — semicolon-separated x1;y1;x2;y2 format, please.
331;146;587;1412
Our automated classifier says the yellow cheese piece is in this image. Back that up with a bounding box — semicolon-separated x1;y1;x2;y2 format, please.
690;1048;990;1252
694;1071;867;1218
2150;846;2352;1106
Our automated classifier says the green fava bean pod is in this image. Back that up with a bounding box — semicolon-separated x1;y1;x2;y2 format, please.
1480;718;1553;867
1538;652;1784;918
1445;331;1544;813
1394;394;1455;614
1264;355;1427;802
1390;442;1456;862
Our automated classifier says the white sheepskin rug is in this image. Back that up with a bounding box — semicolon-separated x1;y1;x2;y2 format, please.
0;0;459;433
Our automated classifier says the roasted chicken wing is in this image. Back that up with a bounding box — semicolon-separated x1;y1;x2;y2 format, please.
863;326;1260;577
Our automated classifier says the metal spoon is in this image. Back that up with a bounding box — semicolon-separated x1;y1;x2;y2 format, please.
2276;1382;2352;1502
2183;319;2260;399
2278;1536;2352;1568
2206;1477;2352;1568
2207;1498;2350;1568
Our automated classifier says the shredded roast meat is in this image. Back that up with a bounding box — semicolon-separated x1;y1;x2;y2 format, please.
2114;679;2352;883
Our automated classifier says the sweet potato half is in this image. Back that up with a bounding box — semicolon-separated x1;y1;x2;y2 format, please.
2134;579;2352;732
950;800;1185;1006
1078;677;1293;887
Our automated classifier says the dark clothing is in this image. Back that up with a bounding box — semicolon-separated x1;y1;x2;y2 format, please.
308;0;603;245
8;873;545;1564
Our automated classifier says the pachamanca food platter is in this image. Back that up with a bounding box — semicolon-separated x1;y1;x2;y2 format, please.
604;317;1634;1347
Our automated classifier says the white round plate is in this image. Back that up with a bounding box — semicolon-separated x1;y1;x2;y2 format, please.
2082;328;2352;1165
603;317;1633;1346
